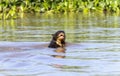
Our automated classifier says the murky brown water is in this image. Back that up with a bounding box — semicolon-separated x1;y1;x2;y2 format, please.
0;13;120;76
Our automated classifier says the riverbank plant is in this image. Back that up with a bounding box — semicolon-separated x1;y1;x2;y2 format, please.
0;0;120;19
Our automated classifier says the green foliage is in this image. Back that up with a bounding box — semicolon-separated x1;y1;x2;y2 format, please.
0;0;120;19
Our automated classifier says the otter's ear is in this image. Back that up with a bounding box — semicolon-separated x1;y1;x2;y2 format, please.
52;34;54;36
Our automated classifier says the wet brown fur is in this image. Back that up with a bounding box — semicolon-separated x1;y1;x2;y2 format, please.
48;31;66;48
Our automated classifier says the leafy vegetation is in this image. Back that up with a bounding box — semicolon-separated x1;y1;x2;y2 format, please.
0;0;120;19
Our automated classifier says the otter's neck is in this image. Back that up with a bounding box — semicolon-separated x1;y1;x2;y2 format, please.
56;40;62;47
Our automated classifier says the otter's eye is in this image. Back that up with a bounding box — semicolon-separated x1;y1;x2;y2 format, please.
59;34;64;37
60;35;63;36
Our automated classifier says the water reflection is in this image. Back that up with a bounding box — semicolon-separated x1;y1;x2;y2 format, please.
0;13;120;42
52;47;66;58
0;13;120;76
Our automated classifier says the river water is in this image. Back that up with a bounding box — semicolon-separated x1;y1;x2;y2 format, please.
0;13;120;76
